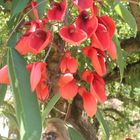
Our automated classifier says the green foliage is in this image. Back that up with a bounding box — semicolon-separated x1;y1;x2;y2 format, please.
12;0;29;16
114;2;137;34
7;48;42;140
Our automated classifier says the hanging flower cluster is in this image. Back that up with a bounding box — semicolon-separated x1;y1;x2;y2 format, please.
0;0;117;117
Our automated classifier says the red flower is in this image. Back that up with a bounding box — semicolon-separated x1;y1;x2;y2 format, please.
58;73;78;99
75;11;98;37
91;24;111;51
47;0;67;21
98;16;115;38
16;30;52;55
27;62;49;101
91;16;116;52
78;87;97;117
60;51;78;73
60;24;87;45
72;0;93;10
0;65;9;84
82;70;106;103
83;46;106;76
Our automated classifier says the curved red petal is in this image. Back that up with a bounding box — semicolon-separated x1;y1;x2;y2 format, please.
82;46;91;56
31;1;39;19
90;73;106;103
81;70;92;83
28;30;52;54
76;11;98;37
36;82;49;101
67;57;78;73
0;65;9;84
99;16;116;37
47;0;67;21
91;2;98;16
58;73;74;87
107;40;117;60
60;57;67;73
91;24;111;51
72;0;93;10
15;33;31;55
59;79;78;99
30;63;42;91
82;90;97;117
85;47;106;76
60;25;87;45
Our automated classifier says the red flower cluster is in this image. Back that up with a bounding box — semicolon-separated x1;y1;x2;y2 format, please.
0;0;117;116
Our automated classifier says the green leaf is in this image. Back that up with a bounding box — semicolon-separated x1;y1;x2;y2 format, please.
7;48;42;140
36;0;47;18
0;85;7;105
96;108;110;140
114;2;137;33
113;35;126;81
12;0;29;16
67;125;85;140
42;93;60;123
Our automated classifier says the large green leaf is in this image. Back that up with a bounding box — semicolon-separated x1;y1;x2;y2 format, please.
12;0;29;16
114;2;137;33
0;85;7;105
42;93;60;123
96;108;110;140
7;48;42;140
36;0;47;18
113;35;126;81
67;125;85;140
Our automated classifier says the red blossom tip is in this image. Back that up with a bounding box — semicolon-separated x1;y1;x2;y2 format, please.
58;73;78;99
78;87;97;117
60;51;78;73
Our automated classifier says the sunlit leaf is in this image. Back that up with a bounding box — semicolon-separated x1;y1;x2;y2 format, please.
42;93;60;123
114;2;137;33
113;35;126;81
96;108;110;140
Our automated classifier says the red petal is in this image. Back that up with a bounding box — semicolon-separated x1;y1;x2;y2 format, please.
36;81;49;101
67;57;78;73
79;87;97;117
28;30;52;54
59;79;78;99
0;65;9;84
99;16;116;37
91;2;98;16
58;73;74;87
107;40;117;60
31;1;39;19
72;0;93;10
30;63;42;91
91;24;111;51
47;0;67;21
83;46;106;76
76;11;98;37
60;25;87;45
81;70;92;83
90;73;106;103
60;56;67;73
15;33;31;55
